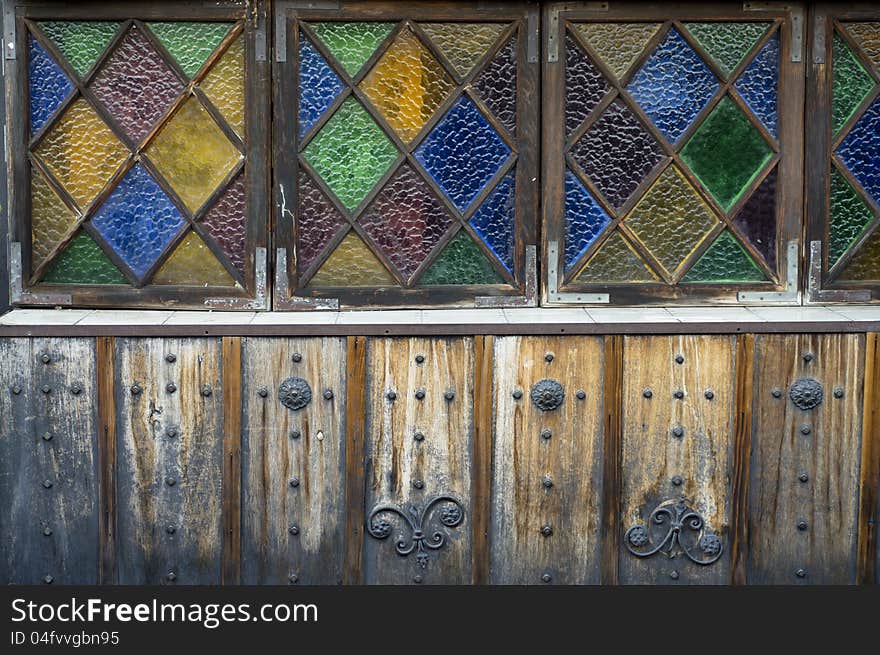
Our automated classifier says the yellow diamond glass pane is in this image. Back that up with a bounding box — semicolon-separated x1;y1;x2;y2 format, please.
838;229;880;281
200;35;244;137
34;98;128;209
146;97;241;213
419;22;507;77
843;22;880;71
575;230;659;283
310;231;395;286
572;22;662;80
31;168;79;268
152;230;235;286
359;28;454;143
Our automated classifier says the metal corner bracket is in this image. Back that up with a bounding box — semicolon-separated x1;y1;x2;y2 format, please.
9;242;72;306
476;245;538;308
275;0;340;63
805;240;871;303
3;2;15;61
547;2;608;63
205;247;269;310
743;2;803;63
545;240;609;304
737;240;800;304
273;247;339;310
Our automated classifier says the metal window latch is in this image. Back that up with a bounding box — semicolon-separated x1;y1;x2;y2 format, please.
545;240;609;304
737;240;800;304
8;242;72;306
247;0;267;62
806;240;871;303
275;1;340;63
476;245;538;308
205;247;269;310
273;247;339;310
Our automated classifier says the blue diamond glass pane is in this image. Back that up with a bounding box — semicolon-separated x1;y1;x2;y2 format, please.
626;28;718;144
469;171;515;273
91;163;187;279
836;97;880;207
565;169;611;270
735;31;778;138
299;33;344;139
29;35;74;135
415;96;511;212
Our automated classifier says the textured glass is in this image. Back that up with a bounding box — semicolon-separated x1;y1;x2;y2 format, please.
359;28;454;143
358;164;454;282
201;174;246;275
296;171;347;276
626;28;719;144
732;166;777;270
574;230;658;283
470;171;516;274
415;96;511;212
735;31;779;138
303;97;398;212
565;33;611;136
418;231;504;285
838;230;880;281
90;163;187;279
680;95;772;211
147;22;231;79
310;231;395;287
836;98;880;207
29;36;74;136
832;34;875;135
89;25;184;144
153;230;234;286
419;22;506;78
624;165;719;277
38;21;121;78
843;23;880;72
147;97;242;213
34;98;129;209
298;33;344;139
570;100;665;210
310;22;394;77
31;168;78;268
201;35;245;137
684;22;769;78
682;230;767;282
472;37;517;135
41;232;127;285
829;168;874;268
564;169;610;270
572;23;662;81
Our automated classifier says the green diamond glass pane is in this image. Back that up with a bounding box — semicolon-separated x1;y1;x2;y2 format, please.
147;22;232;78
680;95;772;211
303;97;398;211
311;22;395;77
42;232;127;285
829;168;875;268
838;229;880;281
682;230;767;282
419;231;503;285
832;33;875;135
38;21;122;78
575;230;659;283
684;22;769;78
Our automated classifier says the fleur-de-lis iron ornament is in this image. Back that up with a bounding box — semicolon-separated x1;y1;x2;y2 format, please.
624;496;723;565
367;495;464;569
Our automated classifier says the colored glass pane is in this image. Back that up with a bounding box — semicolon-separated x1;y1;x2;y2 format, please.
31;168;79;268
298;33;344;139
201;174;246;275
564;169;610;270
359;28;454;143
472;37;517;135
735;31;779;138
565;32;611;136
34;98;129;210
470;171;516;274
28;36;73;136
836;97;880;207
147;22;232;79
303;97;398;212
201;35;245;137
419;22;506;78
684;22;769;78
680;95;772;211
682;230;767;282
418;231;504;285
832;34;875;135
147;96;242;213
296;171;347;277
838;229;880;281
843;22;880;72
574;230;658;283
829;168;874;268
153;230;235;286
310;22;394;77
731;166;777;270
415;96;511;212
310;231;395;286
38;21;121;78
572;22;662;81
41;232;127;285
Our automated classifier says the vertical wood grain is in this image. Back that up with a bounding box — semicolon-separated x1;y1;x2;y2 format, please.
221;336;242;585
96;336;117;585
857;333;879;585
472;335;494;585
730;333;755;585
344;335;367;585
601;335;623;585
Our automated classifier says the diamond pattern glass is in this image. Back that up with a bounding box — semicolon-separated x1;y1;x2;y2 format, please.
298;33;344;139
564;169;610;271
296;171;347;277
38;21;121;78
575;230;658;283
41;232;127;285
843;22;880;71
829;168;874;269
201;173;247;275
836;97;880;208
201;35;245;138
735;31;779;138
839;230;880;281
565;32;611;136
153;230;235;286
470;171;516;274
472;37;517;136
31;167;79;269
682;230;767;282
684;22;769;78
311;22;394;77
572;22;661;81
418;231;504;285
311;231;395;287
419;22;506;78
832;33;875;135
731;167;777;270
147;22;232;78
29;35;73;136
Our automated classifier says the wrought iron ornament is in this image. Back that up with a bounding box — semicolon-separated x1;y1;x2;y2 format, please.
367;495;465;569
789;378;823;410
530;379;565;411
278;377;312;411
624;496;723;565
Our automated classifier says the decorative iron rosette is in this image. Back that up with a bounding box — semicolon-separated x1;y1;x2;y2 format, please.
530;379;565;411
789;378;823;410
278;377;312;411
624;496;723;566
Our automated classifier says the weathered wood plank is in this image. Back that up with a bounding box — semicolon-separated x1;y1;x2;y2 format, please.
96;336;117;584
862;333;880;584
241;337;347;585
601;335;623;585
730;333;755;585
0;338;99;584
472;335;494;585
343;336;367;585
363;338;474;585
115;338;224;585
221;336;242;585
619;336;736;585
748;334;865;584
490;336;604;585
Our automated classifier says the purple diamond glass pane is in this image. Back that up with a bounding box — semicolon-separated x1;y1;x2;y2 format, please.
296;170;347;276
472;37;517;136
29;36;73;135
565;33;611;136
836;97;880;207
731;166;777;270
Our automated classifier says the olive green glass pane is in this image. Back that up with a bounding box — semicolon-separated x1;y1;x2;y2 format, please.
303;97;398;211
147;22;232;79
38;21;122;78
419;22;506;77
571;22;662;80
842;23;880;76
682;230;767;282
419;231;504;285
200;35;244;137
42;232;127;284
832;33;876;135
680;95;772;211
152;230;235;286
829;168;875;268
31;168;79;268
311;22;395;77
310;231;395;286
838;229;880;281
574;230;659;283
683;22;770;78
624;164;719;277
147;97;242;213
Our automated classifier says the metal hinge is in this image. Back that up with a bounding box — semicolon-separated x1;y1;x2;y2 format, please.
3;2;15;60
476;245;537;307
737;240;800;304
743;2;802;63
527;9;539;64
204;247;269;310
273;247;339;310
548;2;608;63
812;14;826;65
806;240;871;303
545;240;609;304
8;242;72;306
275;0;340;63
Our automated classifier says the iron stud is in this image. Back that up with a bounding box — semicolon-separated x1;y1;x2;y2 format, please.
323;389;334;400
643;388;653;399
42;432;53;442
12;385;21;395
675;354;685;364
576;389;586;400
41;385;51;394
40;353;51;364
803;353;814;363
258;387;268;398
166;526;176;535
166;428;177;439
542;476;553;489
166;382;177;394
833;387;844;399
289;574;298;583
165;477;176;487
413;480;424;490
542;573;552;583
166;572;176;582
413;575;423;584
771;388;782;398
673;390;684;399
43;575;53;584
415;389;425;400
798;472;809;483
289;525;300;536
444;390;455;401
165;354;176;363
670;570;679;580
544;352;554;363
292;353;302;363
704;390;714;400
795;568;807;578
671;475;683;487
43;527;52;536
42;480;52;489
415;354;425;364
512;389;523;400
672;426;684;439
800;425;811;435
541;525;553;537
201;385;212;397
386;390;397;402
70;383;82;395
290;430;301;439
541;429;552;441
289;477;300;488
414;431;425;442
130;384;142;395
797;520;808;531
